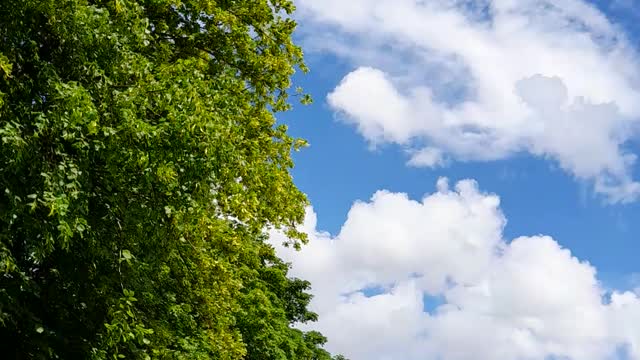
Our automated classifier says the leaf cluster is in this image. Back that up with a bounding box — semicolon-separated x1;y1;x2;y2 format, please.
0;1;344;359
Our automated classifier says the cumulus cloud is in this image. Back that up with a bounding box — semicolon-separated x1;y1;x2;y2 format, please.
297;0;640;202
270;179;640;360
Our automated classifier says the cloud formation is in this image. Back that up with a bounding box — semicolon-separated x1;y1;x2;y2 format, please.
296;0;640;202
270;179;640;360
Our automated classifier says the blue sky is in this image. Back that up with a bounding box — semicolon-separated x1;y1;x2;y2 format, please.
270;1;640;359
284;66;640;286
283;0;640;285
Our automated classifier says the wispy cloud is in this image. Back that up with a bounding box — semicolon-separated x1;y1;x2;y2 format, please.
296;0;640;202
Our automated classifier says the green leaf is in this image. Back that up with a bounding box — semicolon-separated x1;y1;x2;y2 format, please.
0;54;12;78
121;249;132;261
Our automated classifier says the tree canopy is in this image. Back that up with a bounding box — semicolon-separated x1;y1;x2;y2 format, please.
0;0;342;358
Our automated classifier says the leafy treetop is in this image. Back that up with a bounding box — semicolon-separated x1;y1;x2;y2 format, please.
0;0;344;359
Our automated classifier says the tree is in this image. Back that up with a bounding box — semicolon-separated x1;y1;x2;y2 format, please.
0;0;344;358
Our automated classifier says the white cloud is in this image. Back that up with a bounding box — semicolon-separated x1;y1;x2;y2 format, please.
297;0;640;202
407;147;446;167
270;179;640;360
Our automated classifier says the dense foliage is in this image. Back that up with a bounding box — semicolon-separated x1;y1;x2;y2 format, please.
0;0;341;358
